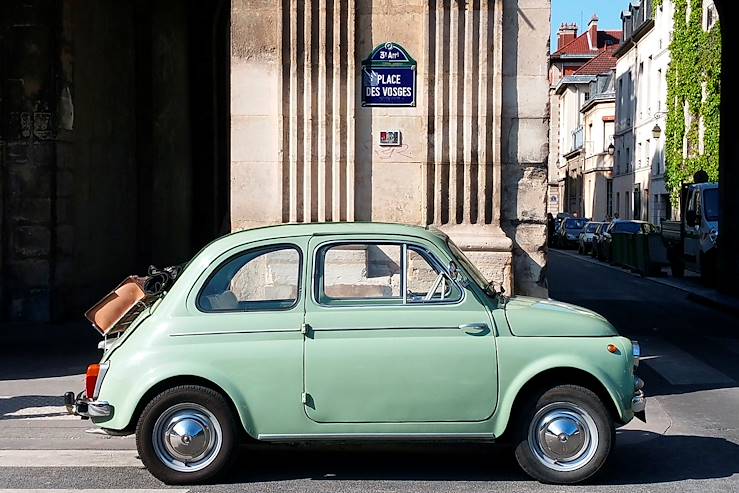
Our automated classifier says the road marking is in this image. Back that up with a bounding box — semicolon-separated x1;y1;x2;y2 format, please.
0;450;141;467
641;338;735;385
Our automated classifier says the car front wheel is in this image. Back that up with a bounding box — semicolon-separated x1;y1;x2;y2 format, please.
136;385;238;484
513;385;614;484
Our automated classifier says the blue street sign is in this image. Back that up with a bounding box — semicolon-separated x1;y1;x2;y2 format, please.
361;43;416;107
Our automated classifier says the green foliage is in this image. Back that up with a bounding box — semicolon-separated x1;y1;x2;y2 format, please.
664;0;721;199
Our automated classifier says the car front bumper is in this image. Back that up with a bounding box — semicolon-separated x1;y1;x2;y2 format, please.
63;391;112;419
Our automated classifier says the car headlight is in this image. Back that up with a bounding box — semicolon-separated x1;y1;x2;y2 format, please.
632;340;640;368
709;229;718;243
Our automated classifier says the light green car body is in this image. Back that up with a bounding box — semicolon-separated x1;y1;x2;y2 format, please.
93;223;636;441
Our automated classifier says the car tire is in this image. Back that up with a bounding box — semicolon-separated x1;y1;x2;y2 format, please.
513;384;614;484
136;385;238;484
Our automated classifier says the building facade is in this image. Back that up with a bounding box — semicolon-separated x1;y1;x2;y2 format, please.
230;0;551;297
613;0;673;223
548;17;621;216
581;72;616;221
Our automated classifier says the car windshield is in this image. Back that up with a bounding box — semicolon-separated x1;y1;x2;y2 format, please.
613;221;642;233
565;218;588;230
585;223;599;233
447;239;490;293
702;188;719;222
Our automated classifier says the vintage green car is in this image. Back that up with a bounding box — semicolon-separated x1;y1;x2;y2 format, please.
66;223;645;485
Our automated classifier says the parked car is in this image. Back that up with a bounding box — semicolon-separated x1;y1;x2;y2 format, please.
598;220;657;264
591;222;610;259
555;217;590;249
578;222;605;255
661;180;719;282
65;223;645;485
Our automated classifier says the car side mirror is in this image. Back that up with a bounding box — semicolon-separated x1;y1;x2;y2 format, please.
686;210;697;227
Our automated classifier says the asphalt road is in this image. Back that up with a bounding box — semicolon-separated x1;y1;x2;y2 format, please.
0;249;738;492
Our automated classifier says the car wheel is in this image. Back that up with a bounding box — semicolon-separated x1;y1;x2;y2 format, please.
513;385;614;484
136;385;238;484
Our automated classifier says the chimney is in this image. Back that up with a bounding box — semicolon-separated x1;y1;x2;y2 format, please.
588;14;599;50
557;23;578;50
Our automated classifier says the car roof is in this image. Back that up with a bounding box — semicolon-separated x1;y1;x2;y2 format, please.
194;222;451;261
690;182;718;191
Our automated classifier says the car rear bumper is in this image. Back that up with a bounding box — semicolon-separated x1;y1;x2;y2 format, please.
63;391;112;418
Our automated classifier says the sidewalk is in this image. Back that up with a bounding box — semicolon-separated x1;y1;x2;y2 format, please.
552;248;739;316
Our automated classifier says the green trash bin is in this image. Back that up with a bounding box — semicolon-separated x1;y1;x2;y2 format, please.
611;232;632;267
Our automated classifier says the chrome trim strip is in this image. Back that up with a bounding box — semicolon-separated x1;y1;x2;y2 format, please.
170;328;299;337
401;243;408;305
92;362;110;399
309;326;463;332
257;432;496;442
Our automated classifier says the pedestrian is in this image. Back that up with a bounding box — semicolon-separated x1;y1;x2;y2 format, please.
546;212;555;247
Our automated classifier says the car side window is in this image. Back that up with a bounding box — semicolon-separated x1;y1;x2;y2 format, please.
319;243;402;303
316;243;461;306
198;245;301;312
406;247;461;303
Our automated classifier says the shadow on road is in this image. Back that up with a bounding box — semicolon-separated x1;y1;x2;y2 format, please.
213;431;739;485
0;395;67;420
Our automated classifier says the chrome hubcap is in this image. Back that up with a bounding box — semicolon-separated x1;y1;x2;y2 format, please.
528;402;598;472
152;403;222;472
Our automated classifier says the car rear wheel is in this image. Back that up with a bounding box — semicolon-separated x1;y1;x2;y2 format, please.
136;385;237;484
513;385;614;484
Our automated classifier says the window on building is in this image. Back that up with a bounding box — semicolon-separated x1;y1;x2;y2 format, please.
633;186;641;220
626;191;631;218
706;6;715;30
607;179;614;219
616;192;621;218
626;147;631;172
638;62;644;117
616;150;621;174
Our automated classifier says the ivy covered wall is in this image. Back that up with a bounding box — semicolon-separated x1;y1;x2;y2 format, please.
656;0;721;197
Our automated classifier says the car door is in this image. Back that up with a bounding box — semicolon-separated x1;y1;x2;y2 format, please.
302;235;498;424
187;237;309;431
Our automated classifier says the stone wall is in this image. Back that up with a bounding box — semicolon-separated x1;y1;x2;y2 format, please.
230;0;549;296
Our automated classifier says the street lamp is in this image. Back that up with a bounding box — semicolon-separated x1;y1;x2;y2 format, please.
652;123;662;139
607;143;615;156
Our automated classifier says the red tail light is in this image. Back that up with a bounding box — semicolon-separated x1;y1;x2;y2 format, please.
86;364;100;398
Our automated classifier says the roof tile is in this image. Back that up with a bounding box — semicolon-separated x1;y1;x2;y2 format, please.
552;30;622;57
572;44;619;76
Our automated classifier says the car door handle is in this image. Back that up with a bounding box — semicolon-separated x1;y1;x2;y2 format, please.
458;323;490;335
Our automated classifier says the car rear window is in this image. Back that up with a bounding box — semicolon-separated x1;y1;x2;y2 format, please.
565;218;588;229
613;222;642;234
585;223;599;233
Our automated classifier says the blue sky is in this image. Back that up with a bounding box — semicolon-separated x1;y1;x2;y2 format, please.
551;0;626;49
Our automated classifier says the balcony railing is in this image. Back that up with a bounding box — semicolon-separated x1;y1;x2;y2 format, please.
571;126;584;152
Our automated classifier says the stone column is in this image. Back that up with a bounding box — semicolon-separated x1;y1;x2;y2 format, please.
230;0;550;296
